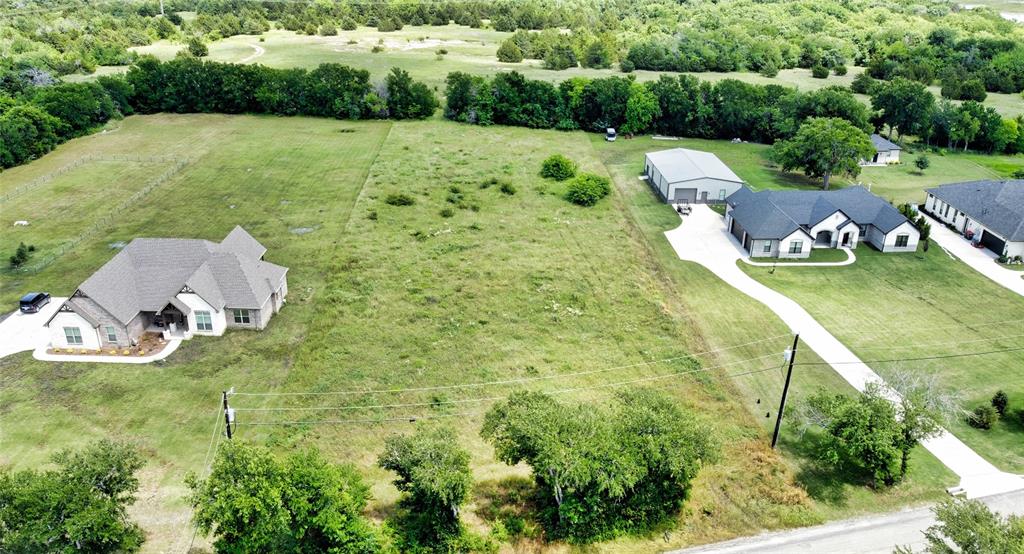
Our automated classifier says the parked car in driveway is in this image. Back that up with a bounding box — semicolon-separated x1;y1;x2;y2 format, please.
19;292;50;314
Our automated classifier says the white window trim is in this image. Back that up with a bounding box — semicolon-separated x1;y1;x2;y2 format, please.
105;325;117;342
763;241;772;253
196;311;213;331
64;327;83;345
789;240;803;254
895;234;910;248
232;309;251;324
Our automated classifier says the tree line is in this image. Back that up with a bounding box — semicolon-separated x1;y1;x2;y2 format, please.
0;57;437;169
444;71;1024;156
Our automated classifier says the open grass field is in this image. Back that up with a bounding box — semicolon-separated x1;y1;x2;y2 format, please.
67;24;1024;117
0;114;968;552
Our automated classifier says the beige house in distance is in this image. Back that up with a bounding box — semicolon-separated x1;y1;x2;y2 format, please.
46;226;288;349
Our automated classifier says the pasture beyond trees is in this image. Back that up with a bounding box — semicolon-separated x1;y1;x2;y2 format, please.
2;114;1016;551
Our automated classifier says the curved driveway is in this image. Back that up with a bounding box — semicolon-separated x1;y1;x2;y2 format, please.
664;205;1023;499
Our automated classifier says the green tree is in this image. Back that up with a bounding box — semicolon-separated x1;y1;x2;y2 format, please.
0;104;62;168
378;426;474;550
992;390;1009;417
31;82;116;138
481;389;716;542
621;82;660;135
384;67;438;119
871;77;934;140
187;36;209;57
187;441;384;553
772;117;874;190
914;153;930;173
916;498;1024;553
582;40;612;69
496;39;524;63
0;440;145;553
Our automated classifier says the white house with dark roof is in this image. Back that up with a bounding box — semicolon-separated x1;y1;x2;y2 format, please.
862;134;901;166
924;180;1024;258
45;226;288;349
725;186;919;258
643;148;745;204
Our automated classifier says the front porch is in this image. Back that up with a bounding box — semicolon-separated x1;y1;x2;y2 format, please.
143;301;193;341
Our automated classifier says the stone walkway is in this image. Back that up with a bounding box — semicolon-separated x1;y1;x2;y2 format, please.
664;205;1024;499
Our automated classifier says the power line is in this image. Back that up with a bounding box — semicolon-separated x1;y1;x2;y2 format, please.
233;351;785;413
182;398;226;554
828;316;1024;341
233;364;785;427
845;333;1024;351
793;345;1024;367
230;333;792;398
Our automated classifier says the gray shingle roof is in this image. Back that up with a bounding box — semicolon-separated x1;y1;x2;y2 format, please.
726;186;911;239
73;226;288;324
870;134;901;152
926;180;1024;241
645;148;745;184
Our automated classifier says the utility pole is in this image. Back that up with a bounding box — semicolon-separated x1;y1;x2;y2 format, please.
771;334;800;449
222;389;234;440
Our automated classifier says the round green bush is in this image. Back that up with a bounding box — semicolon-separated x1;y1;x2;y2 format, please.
811;65;829;79
540;154;578;181
565;173;611;207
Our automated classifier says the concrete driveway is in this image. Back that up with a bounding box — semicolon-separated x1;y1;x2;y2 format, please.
664;206;1024;499
923;213;1024;298
0;297;65;358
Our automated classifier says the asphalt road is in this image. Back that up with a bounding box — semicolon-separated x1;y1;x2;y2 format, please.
672;489;1024;554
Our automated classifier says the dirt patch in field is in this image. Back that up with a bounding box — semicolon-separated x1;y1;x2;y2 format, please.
330;37;467;52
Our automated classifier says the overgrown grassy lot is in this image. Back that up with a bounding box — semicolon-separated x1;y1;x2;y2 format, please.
0;115;976;552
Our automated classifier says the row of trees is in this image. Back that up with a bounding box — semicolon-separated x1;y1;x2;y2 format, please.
1;58;437;169
446;71;1024;157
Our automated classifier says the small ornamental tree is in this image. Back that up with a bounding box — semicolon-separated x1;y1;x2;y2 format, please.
991;390;1009;417
914;153;930;173
565;173;611;206
540;154;577;181
496;40;524;63
970;405;998;430
0;440;145;553
378;425;474;550
772;117;874;190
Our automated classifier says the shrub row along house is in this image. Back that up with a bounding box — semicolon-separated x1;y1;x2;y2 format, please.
724;186;920;259
46;227;288;349
924;180;1024;259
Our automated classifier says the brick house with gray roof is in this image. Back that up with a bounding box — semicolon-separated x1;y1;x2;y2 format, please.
725;186;919;258
924;180;1024;258
46;226;288;350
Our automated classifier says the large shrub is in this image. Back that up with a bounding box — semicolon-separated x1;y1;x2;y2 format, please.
565;173;611;206
481;389;717;543
496;40;524;63
991;390;1009;417
968;405;998;430
540;154;577;180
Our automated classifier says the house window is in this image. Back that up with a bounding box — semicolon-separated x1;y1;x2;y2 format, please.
788;240;803;254
196;311;213;331
232;309;251;324
895;234;910;248
64;327;83;345
763;242;772;253
105;326;117;342
719;189;727;200
943;204;950;217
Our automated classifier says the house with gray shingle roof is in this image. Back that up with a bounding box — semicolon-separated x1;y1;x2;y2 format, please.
725;186;919;258
45;226;288;350
644;148;745;204
924;180;1024;258
861;134;901;166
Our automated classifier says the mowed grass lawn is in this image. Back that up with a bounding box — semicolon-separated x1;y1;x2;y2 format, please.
1;115;967;551
740;246;1024;472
